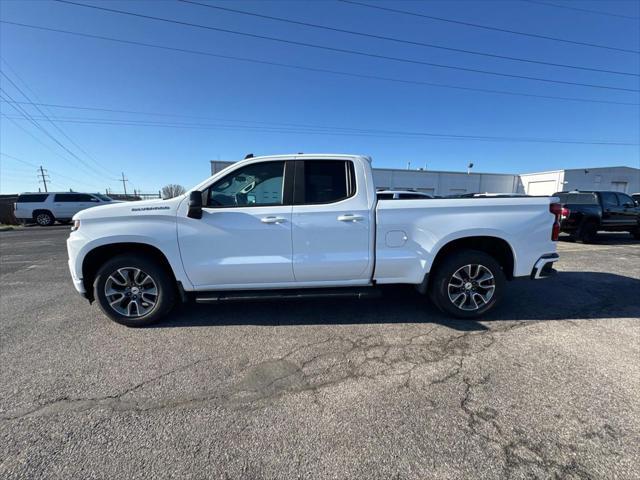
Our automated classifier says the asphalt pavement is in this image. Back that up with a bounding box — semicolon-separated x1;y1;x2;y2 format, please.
1;226;639;479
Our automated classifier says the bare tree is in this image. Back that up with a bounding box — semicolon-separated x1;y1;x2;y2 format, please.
161;184;186;199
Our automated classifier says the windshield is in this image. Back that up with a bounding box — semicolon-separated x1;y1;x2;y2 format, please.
93;193;113;202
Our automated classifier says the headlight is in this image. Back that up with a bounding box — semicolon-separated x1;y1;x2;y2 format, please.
71;220;80;231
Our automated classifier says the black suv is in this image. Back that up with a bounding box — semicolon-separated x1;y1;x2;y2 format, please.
553;191;640;242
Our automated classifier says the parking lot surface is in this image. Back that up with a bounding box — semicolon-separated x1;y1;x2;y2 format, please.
1;226;639;479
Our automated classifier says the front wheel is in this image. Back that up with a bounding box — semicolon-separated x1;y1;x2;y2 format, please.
429;250;505;319
94;254;176;327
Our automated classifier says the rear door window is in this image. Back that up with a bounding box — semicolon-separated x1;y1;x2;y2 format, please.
54;193;96;202
298;160;356;204
17;194;48;203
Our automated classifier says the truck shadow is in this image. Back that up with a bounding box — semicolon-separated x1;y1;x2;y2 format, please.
156;271;640;332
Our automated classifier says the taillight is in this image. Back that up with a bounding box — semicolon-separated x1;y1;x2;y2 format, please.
550;203;561;241
561;207;570;218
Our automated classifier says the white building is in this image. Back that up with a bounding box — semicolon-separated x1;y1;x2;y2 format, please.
519;166;640;196
210;160;639;196
372;168;520;197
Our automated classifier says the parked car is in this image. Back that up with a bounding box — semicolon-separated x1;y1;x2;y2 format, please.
553;190;640;242
67;154;560;327
14;192;117;226
377;189;433;200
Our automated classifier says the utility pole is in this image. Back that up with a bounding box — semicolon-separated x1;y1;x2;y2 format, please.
120;172;129;197
38;166;50;192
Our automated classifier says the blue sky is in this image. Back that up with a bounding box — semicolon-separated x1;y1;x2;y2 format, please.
1;0;639;194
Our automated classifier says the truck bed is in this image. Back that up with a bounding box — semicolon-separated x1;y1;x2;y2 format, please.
374;197;556;283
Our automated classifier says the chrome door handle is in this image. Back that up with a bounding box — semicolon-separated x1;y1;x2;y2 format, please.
261;216;285;224
338;214;364;222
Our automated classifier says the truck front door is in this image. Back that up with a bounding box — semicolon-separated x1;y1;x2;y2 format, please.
291;159;372;283
616;193;640;228
178;160;295;288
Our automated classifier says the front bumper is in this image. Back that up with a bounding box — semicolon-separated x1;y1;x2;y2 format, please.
530;253;559;279
68;258;87;295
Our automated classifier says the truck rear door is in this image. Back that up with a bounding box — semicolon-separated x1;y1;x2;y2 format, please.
291;159;372;282
600;192;623;228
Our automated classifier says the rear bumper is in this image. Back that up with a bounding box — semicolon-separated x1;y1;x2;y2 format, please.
530;253;559;279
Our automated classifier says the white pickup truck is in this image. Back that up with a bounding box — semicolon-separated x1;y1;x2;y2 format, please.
67;154;560;326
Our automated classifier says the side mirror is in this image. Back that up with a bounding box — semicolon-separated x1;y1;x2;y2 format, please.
187;191;203;219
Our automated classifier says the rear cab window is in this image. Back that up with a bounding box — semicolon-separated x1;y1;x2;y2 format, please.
17;194;49;203
554;193;598;205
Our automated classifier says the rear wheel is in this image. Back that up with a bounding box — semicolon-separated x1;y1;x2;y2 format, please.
34;211;54;226
94;254;176;327
429;250;505;319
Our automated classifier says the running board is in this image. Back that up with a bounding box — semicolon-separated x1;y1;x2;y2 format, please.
194;287;380;304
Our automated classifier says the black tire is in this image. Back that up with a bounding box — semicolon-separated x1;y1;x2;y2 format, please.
33;211;55;226
429;250;505;319
631;228;640;240
576;220;598;243
94;254;176;327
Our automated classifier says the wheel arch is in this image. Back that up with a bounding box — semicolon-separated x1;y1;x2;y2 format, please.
32;209;54;221
82;242;176;301
428;236;516;284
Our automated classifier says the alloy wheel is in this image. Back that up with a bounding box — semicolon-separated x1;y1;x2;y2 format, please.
104;267;159;317
447;264;496;311
36;213;51;226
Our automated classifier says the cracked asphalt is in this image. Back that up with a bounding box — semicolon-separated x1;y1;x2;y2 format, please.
1;226;639;479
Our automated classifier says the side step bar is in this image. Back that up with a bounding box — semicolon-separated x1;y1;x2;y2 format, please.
195;287;380;304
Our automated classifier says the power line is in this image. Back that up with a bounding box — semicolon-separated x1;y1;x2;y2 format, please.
522;0;640;21
4;112;637;146
0;107;111;187
178;0;638;77
338;0;640;54
0;57;118;175
0;78;114;182
0;152;104;188
0;64;117;178
3;20;637;107
51;0;638;92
